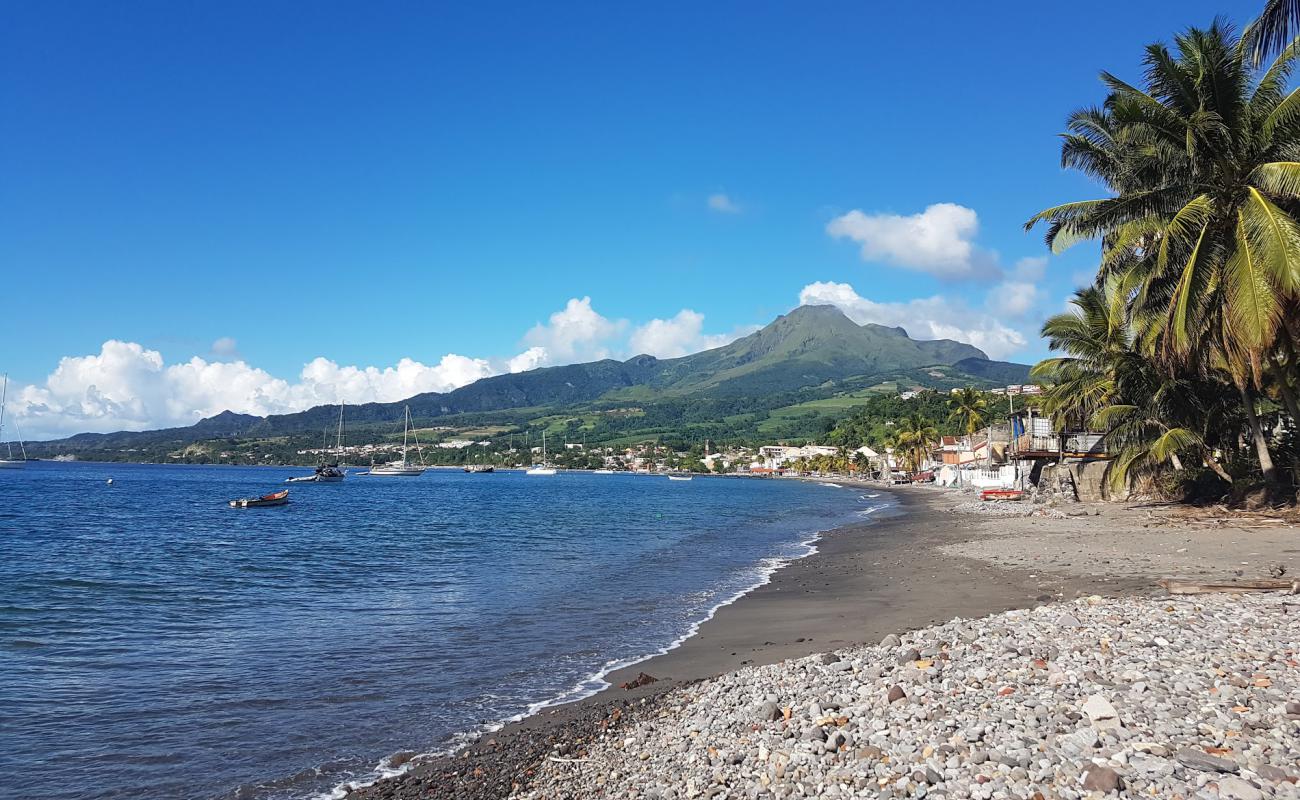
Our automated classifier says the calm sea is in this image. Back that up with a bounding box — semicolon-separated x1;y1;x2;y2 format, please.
0;462;885;800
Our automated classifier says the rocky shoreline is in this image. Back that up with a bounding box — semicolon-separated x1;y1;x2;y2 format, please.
344;487;1299;799
522;593;1299;799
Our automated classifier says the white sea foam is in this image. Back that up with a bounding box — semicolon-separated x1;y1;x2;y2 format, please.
316;494;893;800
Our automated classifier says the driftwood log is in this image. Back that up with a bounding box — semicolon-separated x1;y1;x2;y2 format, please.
1159;578;1300;595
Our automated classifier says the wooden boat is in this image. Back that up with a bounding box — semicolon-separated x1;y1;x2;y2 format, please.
667;474;693;481
229;489;290;508
980;489;1023;502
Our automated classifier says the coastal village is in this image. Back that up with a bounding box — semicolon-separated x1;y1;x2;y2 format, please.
287;382;1119;501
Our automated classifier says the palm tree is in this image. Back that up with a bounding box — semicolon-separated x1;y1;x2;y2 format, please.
1035;280;1236;488
852;451;871;475
894;414;938;473
946;388;988;441
1249;0;1300;64
1026;20;1300;486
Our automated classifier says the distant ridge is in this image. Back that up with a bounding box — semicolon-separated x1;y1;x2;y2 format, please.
30;305;1029;448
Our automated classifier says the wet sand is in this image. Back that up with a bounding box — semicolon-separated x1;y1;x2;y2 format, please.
350;484;1155;800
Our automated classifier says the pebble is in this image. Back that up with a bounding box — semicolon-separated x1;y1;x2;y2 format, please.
1217;776;1264;800
518;595;1300;800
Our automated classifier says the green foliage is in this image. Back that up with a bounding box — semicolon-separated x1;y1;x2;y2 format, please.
1027;16;1300;496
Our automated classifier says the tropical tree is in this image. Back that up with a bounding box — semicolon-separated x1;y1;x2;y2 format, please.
852;450;871;475
946;388;988;440
1250;0;1300;64
1034;280;1237;489
894;414;938;473
1026;19;1300;487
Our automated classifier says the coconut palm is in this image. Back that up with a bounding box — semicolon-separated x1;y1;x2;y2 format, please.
1035;281;1237;488
1026;19;1300;485
894;414;938;473
1250;0;1300;64
946;388;988;440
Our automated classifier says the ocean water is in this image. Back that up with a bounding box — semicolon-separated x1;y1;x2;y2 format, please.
0;462;885;800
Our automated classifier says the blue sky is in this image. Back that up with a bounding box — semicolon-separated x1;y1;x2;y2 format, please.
0;1;1250;436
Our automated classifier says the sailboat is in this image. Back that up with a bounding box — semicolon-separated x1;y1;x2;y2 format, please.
287;402;347;483
525;431;556;475
367;406;426;476
0;374;27;469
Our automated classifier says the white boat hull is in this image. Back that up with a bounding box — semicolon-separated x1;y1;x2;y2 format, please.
368;466;426;476
525;467;557;476
0;459;25;469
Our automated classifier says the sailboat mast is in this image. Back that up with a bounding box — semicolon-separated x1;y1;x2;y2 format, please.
336;401;345;460
402;406;410;463
0;374;7;443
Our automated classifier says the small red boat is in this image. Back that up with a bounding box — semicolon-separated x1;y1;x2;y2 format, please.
229;489;290;508
980;489;1023;502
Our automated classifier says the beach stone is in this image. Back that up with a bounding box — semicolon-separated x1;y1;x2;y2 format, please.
1081;764;1122;793
1257;764;1291;783
1058;728;1098;758
1056;612;1083;627
1218;776;1264;800
1081;695;1121;730
887;685;906;704
897;648;920;665
387;750;416;768
819;653;840;665
880;634;901;648
757;701;782;722
1175;747;1239;773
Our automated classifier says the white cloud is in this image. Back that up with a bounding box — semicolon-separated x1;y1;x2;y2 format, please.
506;346;548;373
210;337;239;359
798;281;1027;360
628;309;754;358
11;341;502;440
708;193;741;214
522;297;627;363
989;281;1042;318
826;203;1000;279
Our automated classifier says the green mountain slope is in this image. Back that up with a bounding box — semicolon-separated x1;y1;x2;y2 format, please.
28;305;1026;455
642;305;986;396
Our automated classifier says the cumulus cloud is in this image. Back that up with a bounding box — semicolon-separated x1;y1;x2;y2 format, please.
11;341;501;440
505;346;548;373
826;203;1000;279
9;297;777;439
707;193;741;214
798;281;1027;360
628;309;754;358
521;296;627;364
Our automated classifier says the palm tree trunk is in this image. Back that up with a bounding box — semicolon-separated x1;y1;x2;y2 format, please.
1203;450;1233;484
1271;353;1300;425
1239;386;1279;485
